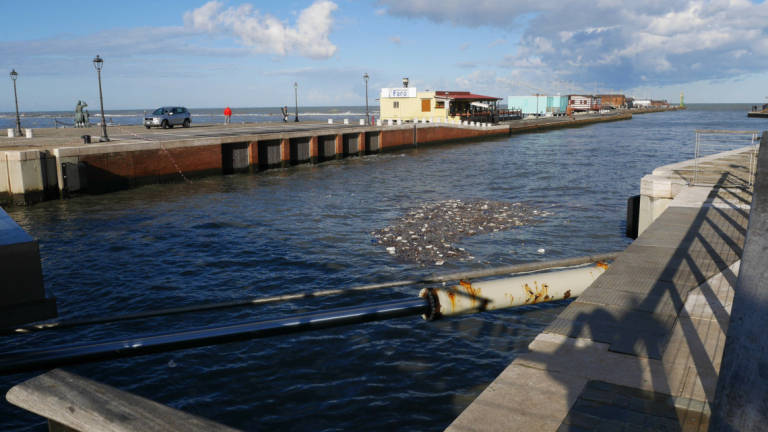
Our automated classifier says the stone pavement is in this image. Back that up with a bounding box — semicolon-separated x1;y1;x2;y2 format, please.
446;148;755;431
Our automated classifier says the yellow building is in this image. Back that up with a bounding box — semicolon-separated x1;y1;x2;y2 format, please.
379;84;501;123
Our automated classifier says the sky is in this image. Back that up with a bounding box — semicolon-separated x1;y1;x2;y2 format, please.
1;0;768;111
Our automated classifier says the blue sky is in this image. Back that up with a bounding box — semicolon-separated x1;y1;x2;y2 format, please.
2;0;768;111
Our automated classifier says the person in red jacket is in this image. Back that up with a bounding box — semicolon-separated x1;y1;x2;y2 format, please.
224;107;232;124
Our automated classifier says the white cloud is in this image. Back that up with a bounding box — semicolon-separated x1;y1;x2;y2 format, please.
379;0;768;89
184;0;338;59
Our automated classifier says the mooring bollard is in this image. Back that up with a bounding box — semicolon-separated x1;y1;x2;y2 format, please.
81;135;91;144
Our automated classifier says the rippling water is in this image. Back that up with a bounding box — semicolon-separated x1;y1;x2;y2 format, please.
0;104;761;431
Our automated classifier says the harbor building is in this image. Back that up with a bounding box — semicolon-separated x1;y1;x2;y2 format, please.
597;94;627;108
507;95;569;116
567;95;602;114
379;79;501;123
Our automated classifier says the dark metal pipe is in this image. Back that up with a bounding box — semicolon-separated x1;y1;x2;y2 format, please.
0;298;428;375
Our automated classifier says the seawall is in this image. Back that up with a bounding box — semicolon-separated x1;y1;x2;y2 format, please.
0;112;636;206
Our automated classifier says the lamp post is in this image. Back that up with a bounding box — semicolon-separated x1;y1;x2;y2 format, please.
9;69;22;137
294;82;299;122
363;72;369;125
92;55;109;141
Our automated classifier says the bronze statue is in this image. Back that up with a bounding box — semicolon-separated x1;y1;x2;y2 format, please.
74;100;90;127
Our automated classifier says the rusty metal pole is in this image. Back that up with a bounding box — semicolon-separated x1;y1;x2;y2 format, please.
419;262;607;320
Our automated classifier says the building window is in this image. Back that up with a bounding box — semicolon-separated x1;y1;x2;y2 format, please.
421;99;431;112
393;101;399;109
435;101;445;109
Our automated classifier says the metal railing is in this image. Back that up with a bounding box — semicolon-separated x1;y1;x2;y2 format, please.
693;129;759;188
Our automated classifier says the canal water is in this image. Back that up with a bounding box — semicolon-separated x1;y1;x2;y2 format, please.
0;105;760;431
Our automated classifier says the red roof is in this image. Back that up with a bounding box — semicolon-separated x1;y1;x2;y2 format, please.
435;91;501;101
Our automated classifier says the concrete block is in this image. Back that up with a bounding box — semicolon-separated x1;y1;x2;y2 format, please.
7;129;15;138
328;119;333;124
397;119;402;125
640;174;686;199
387;119;393;126
25;129;33;139
359;119;365;125
0;208;56;326
4;150;45;205
343;119;349;125
376;119;382;126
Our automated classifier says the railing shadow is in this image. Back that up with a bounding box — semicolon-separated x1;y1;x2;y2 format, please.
533;169;751;430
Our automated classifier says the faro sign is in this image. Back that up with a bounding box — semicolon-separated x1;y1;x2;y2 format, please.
381;88;417;98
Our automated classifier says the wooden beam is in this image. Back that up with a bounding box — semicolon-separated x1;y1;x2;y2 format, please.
6;369;240;432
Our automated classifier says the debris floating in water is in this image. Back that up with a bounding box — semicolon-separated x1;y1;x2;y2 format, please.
372;199;549;265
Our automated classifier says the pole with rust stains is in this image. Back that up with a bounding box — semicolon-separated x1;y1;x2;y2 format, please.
420;262;607;320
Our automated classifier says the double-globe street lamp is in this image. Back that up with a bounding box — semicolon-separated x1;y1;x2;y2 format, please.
363;73;369;125
9;69;22;137
294;82;299;122
93;55;109;141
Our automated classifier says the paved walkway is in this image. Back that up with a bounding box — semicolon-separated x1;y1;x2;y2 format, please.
0;121;353;151
447;148;755;431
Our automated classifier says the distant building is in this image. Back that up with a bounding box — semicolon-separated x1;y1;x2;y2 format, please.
379;84;501;122
633;99;652;108
567;95;601;114
597;94;626;108
507;95;569;115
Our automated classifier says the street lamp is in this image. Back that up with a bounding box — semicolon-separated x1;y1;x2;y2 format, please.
363;73;369;125
92;55;109;141
294;82;299;122
363;72;371;125
9;69;22;137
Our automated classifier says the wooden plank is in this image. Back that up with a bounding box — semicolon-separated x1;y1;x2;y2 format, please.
6;369;240;432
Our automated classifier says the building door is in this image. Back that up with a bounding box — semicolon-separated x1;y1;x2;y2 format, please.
421;99;431;112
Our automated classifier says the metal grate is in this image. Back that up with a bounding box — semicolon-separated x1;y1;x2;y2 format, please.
693;129;759;188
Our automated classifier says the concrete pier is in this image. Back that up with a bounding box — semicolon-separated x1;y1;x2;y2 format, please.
447;140;758;431
0;112;639;206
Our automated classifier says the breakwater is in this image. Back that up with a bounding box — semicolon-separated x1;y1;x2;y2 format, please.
0;112;635;206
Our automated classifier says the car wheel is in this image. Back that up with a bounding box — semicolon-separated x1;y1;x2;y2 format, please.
183;119;190;128
161;120;169;129
145;125;151;129
168;124;174;128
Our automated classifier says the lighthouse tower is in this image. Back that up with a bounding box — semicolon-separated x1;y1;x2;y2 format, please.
680;91;685;108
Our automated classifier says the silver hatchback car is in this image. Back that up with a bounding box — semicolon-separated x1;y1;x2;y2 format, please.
144;106;191;129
